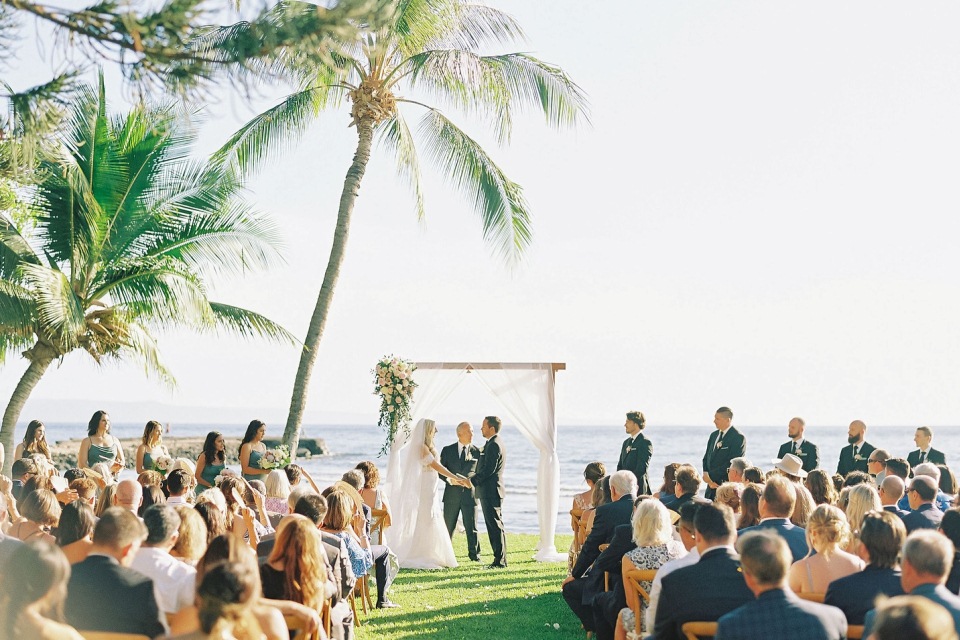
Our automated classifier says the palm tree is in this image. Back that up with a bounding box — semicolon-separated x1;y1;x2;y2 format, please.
0;79;293;474
217;0;588;455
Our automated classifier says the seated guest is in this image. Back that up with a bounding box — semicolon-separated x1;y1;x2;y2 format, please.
0;540;84;639
113;478;143;514
568;462;605;570
581;476;612;544
194;500;227;546
904;476;945;533
56;500;96;564
788;504;864;593
884;457;914;511
743;467;764;484
261;516;332;633
727;457;751;484
938;465;957;504
738;475;809;562
806;469;839;506
564;495;638;639
356;460;392;546
170;505;208;567
69;478;97;508
139;484;166;516
284;463;321;493
642;500;705;634
738;483;762;529
716;530;847;639
871;595;959;640
614;500;686;638
137;470;164;488
10;458;38;501
842;484;882;552
333;476;396;609
656;462;681;508
193;561;268;640
130;504;196;617
652;503;753;640
869;449;891;483
865;530;960;636
715;482;742;515
790;482;817;528
880;476;910;519
64;507;166;637
164;469;193;506
264;469;292;515
9;488;60;544
940;509;960;594
914;463;954;513
220;476;272;544
671;465;701;513
825;510;906;624
0;490;23;565
571;470;638;580
94;482;118;518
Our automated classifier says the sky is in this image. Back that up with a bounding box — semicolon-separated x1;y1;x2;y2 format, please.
2;1;960;430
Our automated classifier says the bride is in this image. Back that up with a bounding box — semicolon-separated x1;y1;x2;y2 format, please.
391;418;469;569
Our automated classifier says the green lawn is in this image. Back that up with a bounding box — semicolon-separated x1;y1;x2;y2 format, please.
356;533;583;639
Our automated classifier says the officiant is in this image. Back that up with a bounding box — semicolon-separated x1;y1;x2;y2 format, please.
617;411;652;495
440;422;482;562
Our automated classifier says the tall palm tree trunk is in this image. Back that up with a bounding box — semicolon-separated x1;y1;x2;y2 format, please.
1;342;57;474
282;118;376;455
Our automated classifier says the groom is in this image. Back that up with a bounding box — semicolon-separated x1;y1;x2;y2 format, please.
473;415;507;568
440;422;482;561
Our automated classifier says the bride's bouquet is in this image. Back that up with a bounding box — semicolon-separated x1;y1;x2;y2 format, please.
373;355;418;455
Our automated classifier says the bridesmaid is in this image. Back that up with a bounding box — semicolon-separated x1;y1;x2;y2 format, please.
195;431;227;495
15;420;51;462
135;420;169;474
239;420;268;482
77;410;124;474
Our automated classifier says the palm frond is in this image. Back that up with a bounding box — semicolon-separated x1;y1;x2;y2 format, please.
378;110;425;220
114;321;175;387
437;3;526;50
417;109;531;263
0;212;42;277
209;302;297;344
0;72;78;179
18;262;85;352
0;331;35;365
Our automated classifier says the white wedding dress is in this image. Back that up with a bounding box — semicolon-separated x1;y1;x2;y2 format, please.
391;420;458;569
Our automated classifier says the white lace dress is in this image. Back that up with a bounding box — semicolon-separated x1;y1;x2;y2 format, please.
393;452;458;569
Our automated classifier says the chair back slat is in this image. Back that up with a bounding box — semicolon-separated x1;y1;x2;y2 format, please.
681;621;718;640
624;568;658;635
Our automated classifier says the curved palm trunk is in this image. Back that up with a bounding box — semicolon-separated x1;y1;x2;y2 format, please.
282;118;376;456
1;342;57;475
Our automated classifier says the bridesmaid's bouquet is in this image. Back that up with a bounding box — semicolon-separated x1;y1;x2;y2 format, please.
261;445;291;470
153;455;173;476
373;355;418;455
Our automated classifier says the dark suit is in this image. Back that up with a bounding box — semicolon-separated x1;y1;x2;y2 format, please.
715;588;847;640
571;495;634;579
948;553;960;595
590;524;638;640
474;433;507;566
562;523;636;634
882;504;909;520
653;547;753;640
908;448;947;468
777;440;820;473
903;502;944;533
703;427;746;499
824;564;903;625
738;518;809;563
617;433;652;495
837;441;875;477
440;441;482;561
864;583;960;638
65;554;166;638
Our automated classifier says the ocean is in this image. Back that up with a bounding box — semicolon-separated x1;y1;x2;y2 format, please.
38;421;958;534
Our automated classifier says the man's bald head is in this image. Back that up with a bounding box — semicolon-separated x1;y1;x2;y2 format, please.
456;422;474;445
113;478;143;512
880;475;905;505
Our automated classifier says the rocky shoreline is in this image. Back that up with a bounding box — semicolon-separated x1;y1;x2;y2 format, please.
48;436;328;471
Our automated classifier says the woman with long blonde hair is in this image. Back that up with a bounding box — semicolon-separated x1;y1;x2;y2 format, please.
261;516;329;611
843;484;883;553
136;420;170;474
788;504;864;593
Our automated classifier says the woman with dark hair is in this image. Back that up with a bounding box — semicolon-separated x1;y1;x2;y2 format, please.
938;465;958;501
239;420;268;482
657;463;682;508
580;475;612;546
568;461;605;572
10;489;60;544
738;483;763;529
14;420;51;461
195;501;228;545
0;540;84;639
77;410;124;473
136;420;170;474
743;467;765;484
356;460;392;545
56;501;96;564
139;484;167;516
220;476;271;545
261;516;330;614
806;469;839;506
196;431;227;495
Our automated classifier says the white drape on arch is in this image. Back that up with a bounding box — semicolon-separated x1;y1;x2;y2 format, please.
382;362;564;563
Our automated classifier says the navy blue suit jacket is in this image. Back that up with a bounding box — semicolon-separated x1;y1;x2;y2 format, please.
823;564;904;625
582;523;636;605
908;448;946;468
653;547;753;640
702;427;746;498
864;583;960;637
715;588;847;640
777;440;820;473
571;495;634;579
882;504;909;520
903;502;944;533
837;441;875;477
65;554;166;638
738;518;809;563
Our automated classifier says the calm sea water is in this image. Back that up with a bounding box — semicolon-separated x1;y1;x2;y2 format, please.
41;422;959;534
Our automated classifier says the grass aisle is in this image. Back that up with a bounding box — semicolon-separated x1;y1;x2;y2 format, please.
356;533;582;639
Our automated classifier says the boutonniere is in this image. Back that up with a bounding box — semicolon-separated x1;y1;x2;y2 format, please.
625;446;635;453
797;451;807;457
854;454;866;461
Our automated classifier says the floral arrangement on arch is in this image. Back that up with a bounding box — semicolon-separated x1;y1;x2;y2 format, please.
260;444;291;470
373;355;418;455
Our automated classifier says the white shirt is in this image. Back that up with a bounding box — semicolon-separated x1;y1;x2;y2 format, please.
165;495;188;506
130;547;196;614
645;547;700;632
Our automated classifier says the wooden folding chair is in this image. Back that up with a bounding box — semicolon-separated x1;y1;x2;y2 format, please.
356;573;374;611
370;507;391;544
796;592;825;603
681;621;718;640
623;567;658;636
348;588;361;627
597;543;610;591
78;633;151;640
321;598;332;637
848;625;864;639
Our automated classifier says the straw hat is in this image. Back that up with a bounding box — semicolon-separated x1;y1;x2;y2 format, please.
334;480;365;514
772;453;807;478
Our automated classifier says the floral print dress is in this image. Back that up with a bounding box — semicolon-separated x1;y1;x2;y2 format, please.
620;540;687;638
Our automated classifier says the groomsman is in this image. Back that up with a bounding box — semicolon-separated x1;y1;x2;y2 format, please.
776;417;820;474
440;422;482;561
617;410;652;495
702;407;746;500
907;426;946;468
837;420;876;478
